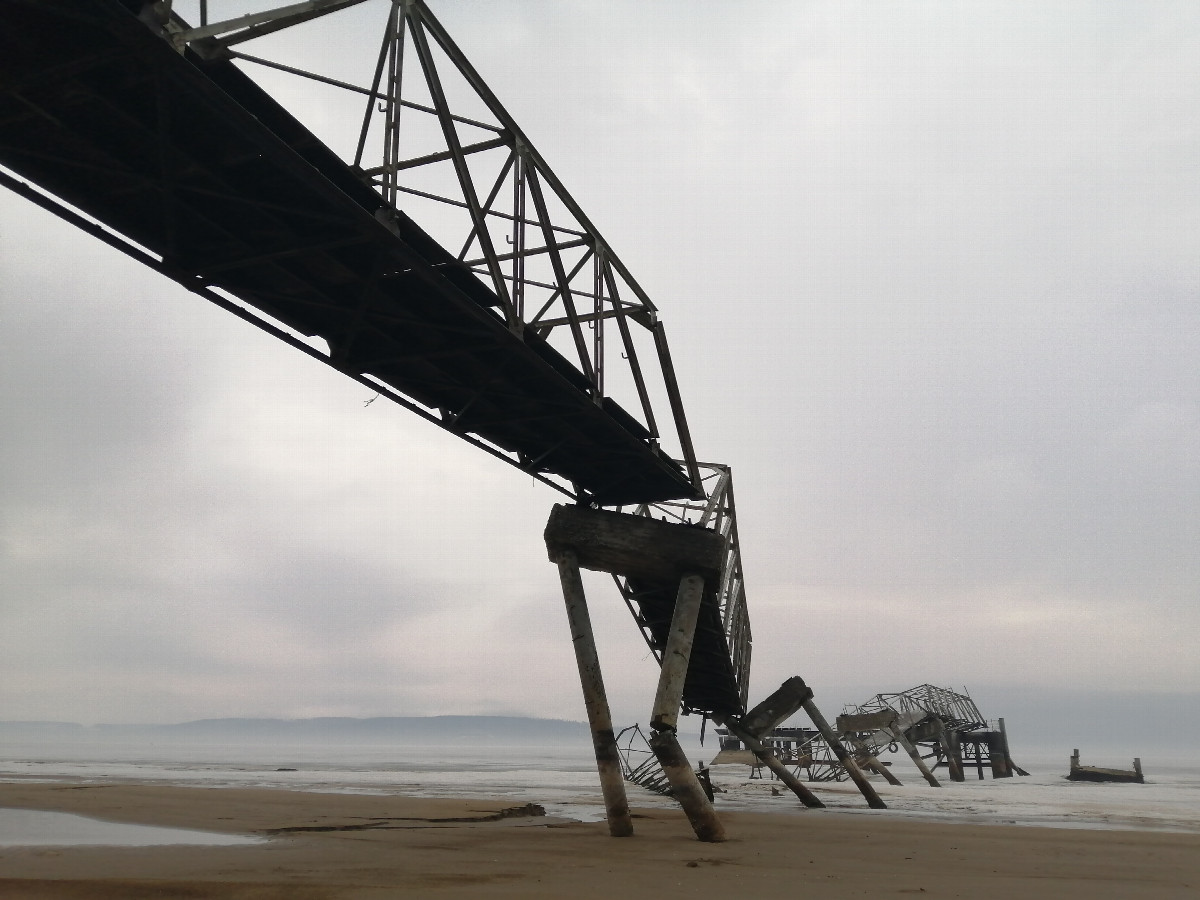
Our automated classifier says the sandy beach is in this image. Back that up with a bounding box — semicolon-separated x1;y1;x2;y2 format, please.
2;783;1198;899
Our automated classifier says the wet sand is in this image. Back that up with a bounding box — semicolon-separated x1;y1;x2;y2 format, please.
1;782;1198;898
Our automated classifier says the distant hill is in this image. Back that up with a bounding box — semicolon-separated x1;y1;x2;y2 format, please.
0;716;591;746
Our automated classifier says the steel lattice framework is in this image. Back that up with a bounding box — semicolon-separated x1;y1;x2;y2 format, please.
616;463;752;711
849;684;988;733
0;0;751;715
156;0;703;496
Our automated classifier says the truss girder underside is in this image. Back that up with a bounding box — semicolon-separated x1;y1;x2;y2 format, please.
1;0;757;718
0;0;700;507
611;464;752;716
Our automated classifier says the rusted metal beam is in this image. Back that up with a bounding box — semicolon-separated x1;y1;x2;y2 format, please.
170;0;369;50
652;322;702;492
462;237;589;270
525;165;594;386
407;13;513;315
362;134;511;177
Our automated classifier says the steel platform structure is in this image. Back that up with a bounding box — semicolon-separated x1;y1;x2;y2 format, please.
1;0;752;722
0;0;702;507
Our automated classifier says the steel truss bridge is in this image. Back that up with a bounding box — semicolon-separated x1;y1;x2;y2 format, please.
1;0;751;719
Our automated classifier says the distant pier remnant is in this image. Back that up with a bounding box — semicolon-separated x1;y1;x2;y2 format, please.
715;683;1029;788
839;684;1029;782
1068;750;1144;783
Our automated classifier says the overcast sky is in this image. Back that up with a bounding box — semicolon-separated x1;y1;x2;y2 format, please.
2;1;1197;746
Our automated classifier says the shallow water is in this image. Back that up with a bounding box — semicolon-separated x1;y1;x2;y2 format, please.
709;760;1200;833
2;741;1198;834
0;808;264;848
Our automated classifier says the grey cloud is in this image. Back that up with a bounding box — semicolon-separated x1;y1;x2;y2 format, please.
2;1;1197;724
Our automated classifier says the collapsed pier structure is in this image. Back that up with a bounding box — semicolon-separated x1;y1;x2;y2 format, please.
713;683;1029;786
7;0;1048;841
1069;750;1144;783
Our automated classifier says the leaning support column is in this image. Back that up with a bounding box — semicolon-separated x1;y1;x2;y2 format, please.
554;550;634;837
723;720;825;808
650;573;704;731
887;719;941;787
803;699;887;809
648;573;726;843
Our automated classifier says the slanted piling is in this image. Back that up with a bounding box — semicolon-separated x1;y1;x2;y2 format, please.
648;729;726;842
650;574;705;732
722;719;825;808
649;573;726;842
888;718;941;787
803;700;886;809
554;550;633;837
846;733;903;786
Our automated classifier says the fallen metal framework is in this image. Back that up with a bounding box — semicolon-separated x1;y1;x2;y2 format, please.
712;683;1029;788
839;684;1026;782
615;725;673;798
851;684;988;733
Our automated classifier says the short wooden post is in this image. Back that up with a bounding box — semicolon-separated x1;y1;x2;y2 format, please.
887;719;941;787
648;573;725;842
554;550;634;837
803;700;886;809
724;720;825;808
